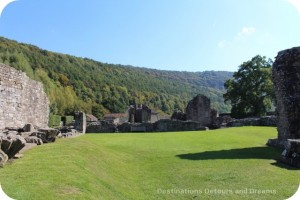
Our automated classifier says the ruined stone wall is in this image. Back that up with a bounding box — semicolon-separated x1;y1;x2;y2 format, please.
153;119;206;132
128;104;151;123
0;64;49;129
186;94;211;126
272;47;300;144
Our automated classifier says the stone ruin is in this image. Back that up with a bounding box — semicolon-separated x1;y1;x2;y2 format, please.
0;64;86;167
0;64;49;129
186;94;213;126
86;120;117;133
128;104;151;123
171;94;219;128
0;124;63;166
0;64;52;166
0;114;86;167
268;47;300;168
171;111;186;121
74;112;86;134
86;99;211;133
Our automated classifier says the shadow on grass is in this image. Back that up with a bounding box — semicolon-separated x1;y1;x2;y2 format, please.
176;146;300;170
270;161;300;170
176;147;281;160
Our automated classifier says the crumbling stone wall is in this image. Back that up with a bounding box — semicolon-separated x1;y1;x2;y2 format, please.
86;121;116;133
272;47;300;144
0;64;49;129
186;94;211;126
171;111;187;121
153;119;206;132
128;104;151;123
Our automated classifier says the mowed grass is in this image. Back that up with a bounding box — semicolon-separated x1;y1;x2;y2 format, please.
0;127;299;200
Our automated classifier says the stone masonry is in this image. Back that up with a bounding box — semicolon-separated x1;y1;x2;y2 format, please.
128;104;151;123
0;64;49;129
75;112;86;134
186;94;212;126
271;47;300;168
272;47;300;144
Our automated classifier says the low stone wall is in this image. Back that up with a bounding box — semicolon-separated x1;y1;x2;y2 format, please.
86;115;277;134
85;119;207;133
153;119;206;132
86;121;117;133
227;116;277;127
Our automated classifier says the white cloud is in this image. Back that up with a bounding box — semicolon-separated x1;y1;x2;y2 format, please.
237;27;256;38
286;0;300;15
217;40;226;48
217;27;256;49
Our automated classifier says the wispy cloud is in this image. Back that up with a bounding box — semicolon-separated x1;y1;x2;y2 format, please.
236;27;256;40
217;40;226;48
286;0;300;15
217;27;256;48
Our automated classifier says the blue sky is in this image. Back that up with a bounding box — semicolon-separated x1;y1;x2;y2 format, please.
0;0;299;72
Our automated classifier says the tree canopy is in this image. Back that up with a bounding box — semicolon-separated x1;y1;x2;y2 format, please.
223;55;274;118
0;37;232;117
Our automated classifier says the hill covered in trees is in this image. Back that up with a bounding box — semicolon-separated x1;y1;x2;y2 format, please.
0;37;232;118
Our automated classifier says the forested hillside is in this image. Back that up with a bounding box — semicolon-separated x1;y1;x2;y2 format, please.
0;37;232;118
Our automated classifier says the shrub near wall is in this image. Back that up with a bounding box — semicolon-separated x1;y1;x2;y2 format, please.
48;114;61;128
62;116;74;126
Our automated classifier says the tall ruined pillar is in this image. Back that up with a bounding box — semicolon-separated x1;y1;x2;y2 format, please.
272;47;300;167
272;47;300;144
75;112;86;134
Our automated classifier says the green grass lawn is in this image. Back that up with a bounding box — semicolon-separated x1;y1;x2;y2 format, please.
0;127;299;200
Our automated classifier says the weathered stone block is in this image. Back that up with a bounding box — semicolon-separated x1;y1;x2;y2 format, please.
25;136;43;145
31;128;60;143
7;135;26;158
0;134;26;159
23;123;35;132
280;139;300;168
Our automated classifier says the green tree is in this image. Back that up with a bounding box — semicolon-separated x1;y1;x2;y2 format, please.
223;55;274;118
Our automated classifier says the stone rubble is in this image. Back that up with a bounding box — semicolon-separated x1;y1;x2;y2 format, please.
280;139;300;168
0;122;86;167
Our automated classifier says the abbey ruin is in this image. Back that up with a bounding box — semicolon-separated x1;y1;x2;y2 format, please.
1;44;300;168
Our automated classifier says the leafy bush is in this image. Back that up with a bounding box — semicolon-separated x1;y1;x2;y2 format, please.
48;114;61;127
